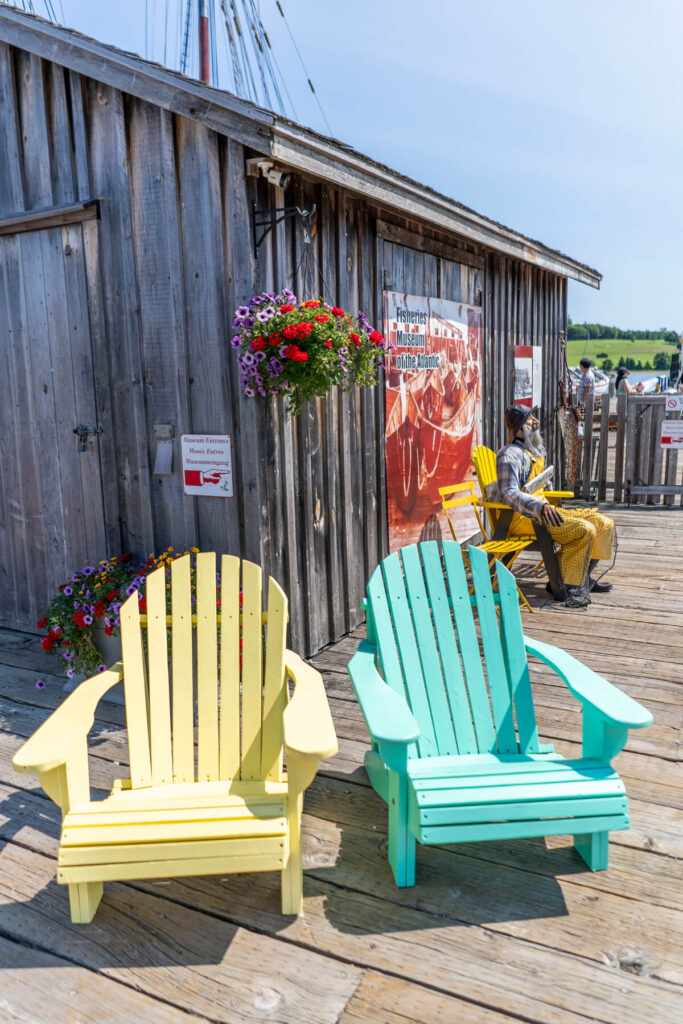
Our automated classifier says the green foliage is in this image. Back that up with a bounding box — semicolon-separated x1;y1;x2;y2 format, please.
654;351;670;370
567;321;681;342
601;357;613;371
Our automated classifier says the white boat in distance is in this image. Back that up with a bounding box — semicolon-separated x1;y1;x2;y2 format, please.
568;366;611;397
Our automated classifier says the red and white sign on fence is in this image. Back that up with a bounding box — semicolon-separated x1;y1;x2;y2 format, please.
665;395;683;412
661;422;683;448
181;434;234;496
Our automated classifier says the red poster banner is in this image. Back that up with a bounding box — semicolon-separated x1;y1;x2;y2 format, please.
383;292;483;551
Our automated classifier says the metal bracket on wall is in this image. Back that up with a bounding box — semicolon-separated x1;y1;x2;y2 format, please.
73;424;103;453
252;201;316;257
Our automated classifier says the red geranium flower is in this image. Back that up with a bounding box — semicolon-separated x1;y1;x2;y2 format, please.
283;325;298;340
294;351;309;362
349;332;361;347
331;306;346;317
139;595;147;613
325;339;332;349
296;322;313;338
302;300;320;308
314;314;329;323
104;624;114;637
106;590;117;600
278;303;295;313
269;333;282;346
40;637;54;651
36;617;47;629
369;330;384;344
251;337;266;351
284;344;300;360
94;600;106;619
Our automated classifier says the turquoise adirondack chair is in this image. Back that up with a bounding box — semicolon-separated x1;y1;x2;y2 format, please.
348;541;652;887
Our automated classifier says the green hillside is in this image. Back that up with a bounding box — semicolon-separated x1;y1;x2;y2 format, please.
566;336;674;371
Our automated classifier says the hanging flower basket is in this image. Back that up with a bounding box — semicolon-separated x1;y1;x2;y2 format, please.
232;290;393;415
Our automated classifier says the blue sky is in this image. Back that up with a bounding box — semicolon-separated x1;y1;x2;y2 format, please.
43;0;683;330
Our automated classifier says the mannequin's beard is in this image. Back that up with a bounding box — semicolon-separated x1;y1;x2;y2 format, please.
520;423;546;458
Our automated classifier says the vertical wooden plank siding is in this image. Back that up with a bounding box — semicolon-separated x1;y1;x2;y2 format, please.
0;41;573;653
86;80;155;558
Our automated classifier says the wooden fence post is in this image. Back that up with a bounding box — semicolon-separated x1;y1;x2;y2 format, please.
581;391;594;500
597;397;610;501
613;393;627;502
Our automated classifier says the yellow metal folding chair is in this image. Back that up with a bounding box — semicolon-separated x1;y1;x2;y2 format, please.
439;482;535;612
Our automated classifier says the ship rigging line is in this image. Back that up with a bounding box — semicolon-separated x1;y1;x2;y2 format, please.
275;0;332;135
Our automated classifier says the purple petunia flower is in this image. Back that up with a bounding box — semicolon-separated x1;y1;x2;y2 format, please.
236;305;250;317
264;306;276;318
279;345;288;358
83;614;93;626
253;373;263;386
64;586;72;596
125;582;138;596
243;386;255;398
62;651;73;660
82;566;95;576
282;288;296;302
256;311;270;322
66;668;74;679
35;679;46;690
248;296;262;306
231;335;242;348
254;351;266;362
97;664;107;673
84;589;91;598
114;616;121;627
73;601;80;610
339;346;348;356
241;351;256;367
257;386;267;396
72;573;80;582
268;358;283;375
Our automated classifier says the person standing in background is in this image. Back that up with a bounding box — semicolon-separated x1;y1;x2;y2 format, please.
577;357;595;438
577;357;595;403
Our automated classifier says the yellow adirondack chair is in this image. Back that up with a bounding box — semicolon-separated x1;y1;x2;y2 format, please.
439;482;534;611
12;554;337;923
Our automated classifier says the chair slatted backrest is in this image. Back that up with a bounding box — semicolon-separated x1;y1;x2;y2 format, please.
120;554;288;788
471;445;499;533
367;540;541;758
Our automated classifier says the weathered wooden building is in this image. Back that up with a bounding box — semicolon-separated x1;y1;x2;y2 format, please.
0;8;600;653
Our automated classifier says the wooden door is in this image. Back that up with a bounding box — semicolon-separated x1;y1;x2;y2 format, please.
0;223;108;629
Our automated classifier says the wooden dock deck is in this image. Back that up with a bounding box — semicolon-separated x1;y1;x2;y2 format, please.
0;504;681;1023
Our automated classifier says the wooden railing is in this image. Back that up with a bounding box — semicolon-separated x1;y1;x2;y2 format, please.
570;393;683;505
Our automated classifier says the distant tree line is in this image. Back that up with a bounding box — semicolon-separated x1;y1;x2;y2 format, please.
567;319;680;344
598;353;671;372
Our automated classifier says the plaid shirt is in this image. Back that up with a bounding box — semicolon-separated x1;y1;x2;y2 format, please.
577;368;595;404
496;440;546;522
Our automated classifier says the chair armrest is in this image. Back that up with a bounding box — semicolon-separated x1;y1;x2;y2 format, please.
544;489;574;499
348;641;420;746
524;637;652;729
12;663;124;775
283;651;338;760
477;500;509;510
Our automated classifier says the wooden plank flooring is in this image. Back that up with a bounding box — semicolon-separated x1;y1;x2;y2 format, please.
0;504;681;1022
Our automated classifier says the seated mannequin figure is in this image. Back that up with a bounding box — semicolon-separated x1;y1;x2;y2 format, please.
496;404;615;609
